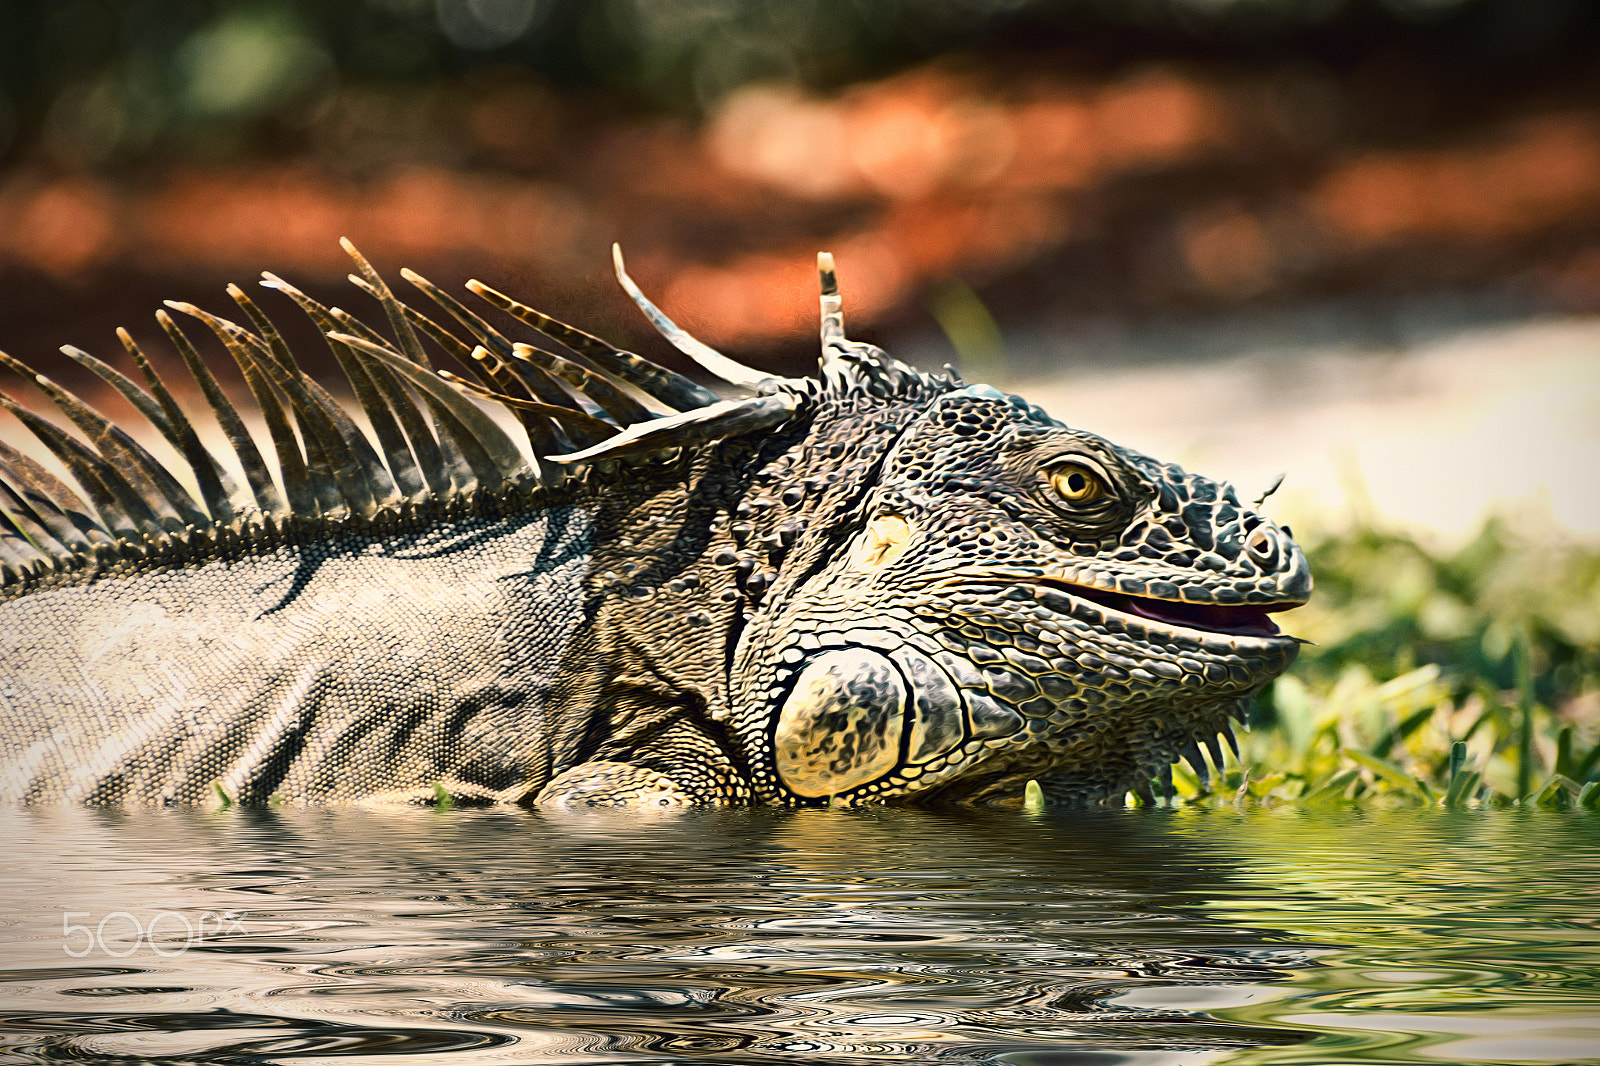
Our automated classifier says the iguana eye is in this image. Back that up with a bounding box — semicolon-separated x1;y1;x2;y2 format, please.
1049;463;1107;505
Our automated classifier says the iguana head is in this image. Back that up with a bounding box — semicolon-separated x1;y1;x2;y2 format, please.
689;258;1312;806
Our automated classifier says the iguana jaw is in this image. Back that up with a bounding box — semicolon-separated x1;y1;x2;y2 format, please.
1031;576;1300;641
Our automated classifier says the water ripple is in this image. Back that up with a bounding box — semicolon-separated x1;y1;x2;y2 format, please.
0;806;1595;1064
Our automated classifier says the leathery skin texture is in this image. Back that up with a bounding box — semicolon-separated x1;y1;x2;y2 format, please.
0;248;1310;807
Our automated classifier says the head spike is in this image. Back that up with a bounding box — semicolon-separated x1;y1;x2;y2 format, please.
509;343;651;427
465;276;719;413
441;360;617;445
546;393;798;465
810;253;922;392
1254;472;1286;508
610;244;769;388
818;251;846;350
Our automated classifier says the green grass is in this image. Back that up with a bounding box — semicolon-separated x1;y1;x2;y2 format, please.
1152;516;1600;809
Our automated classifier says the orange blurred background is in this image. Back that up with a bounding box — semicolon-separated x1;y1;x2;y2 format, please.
1;0;1597;534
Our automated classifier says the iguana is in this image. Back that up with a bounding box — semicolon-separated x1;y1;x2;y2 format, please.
0;242;1309;807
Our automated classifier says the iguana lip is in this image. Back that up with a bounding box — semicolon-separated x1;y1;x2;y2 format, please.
1033;577;1295;639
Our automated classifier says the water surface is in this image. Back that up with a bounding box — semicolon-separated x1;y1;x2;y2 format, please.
1;805;1595;1065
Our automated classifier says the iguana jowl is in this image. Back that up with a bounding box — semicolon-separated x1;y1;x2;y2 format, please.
0;243;1310;806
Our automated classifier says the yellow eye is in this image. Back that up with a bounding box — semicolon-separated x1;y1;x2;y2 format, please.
1050;463;1106;504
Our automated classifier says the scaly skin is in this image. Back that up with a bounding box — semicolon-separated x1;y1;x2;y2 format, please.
726;384;1307;806
0;247;1309;807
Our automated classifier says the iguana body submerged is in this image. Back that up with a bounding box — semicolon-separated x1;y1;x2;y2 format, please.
0;244;1309;806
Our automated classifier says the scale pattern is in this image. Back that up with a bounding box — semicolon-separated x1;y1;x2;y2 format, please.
728;386;1308;805
0;506;588;803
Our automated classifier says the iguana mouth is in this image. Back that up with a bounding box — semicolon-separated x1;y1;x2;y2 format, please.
1034;577;1296;639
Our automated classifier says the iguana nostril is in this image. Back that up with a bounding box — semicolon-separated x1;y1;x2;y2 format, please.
1246;527;1281;569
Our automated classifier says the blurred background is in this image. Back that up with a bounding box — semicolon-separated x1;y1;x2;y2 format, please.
2;0;1597;540
0;0;1596;798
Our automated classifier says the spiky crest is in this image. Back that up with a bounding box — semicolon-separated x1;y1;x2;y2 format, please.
0;243;953;593
610;244;770;388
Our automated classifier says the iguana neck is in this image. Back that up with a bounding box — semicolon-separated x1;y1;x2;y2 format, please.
541;388;938;793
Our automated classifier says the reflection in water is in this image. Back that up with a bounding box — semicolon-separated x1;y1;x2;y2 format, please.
0;805;1594;1065
1172;809;1600;1065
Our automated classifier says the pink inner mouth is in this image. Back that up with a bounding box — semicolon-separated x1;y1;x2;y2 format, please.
1038;579;1295;639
